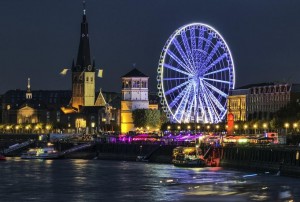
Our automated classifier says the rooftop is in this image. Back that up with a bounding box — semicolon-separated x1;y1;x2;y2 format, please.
122;68;148;78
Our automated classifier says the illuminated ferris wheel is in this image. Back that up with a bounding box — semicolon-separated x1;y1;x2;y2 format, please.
157;23;235;124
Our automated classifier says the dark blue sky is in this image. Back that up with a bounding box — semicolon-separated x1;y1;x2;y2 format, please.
0;0;300;93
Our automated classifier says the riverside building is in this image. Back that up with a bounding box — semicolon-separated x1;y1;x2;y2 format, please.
227;83;300;121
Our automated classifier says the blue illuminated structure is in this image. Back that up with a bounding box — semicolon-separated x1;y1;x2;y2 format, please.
157;23;235;124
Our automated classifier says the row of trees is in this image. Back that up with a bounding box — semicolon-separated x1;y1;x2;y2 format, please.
131;100;300;134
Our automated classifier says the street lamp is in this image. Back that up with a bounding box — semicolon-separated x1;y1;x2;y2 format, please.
167;125;171;130
253;124;257;135
177;126;181;130
6;126;10;133
284;123;289;135
263;123;267;133
293;123;298;132
25;126;29;133
243;124;248;134
187;125;191;130
234;124;238;134
207;125;210;133
15;125;19;134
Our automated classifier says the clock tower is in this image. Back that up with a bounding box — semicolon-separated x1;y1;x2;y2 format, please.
71;3;95;109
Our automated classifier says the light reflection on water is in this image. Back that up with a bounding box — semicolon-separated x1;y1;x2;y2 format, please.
0;158;300;201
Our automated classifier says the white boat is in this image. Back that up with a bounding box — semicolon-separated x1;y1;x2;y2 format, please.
21;147;60;159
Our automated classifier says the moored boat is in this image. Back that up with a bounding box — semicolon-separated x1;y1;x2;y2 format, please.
21;147;60;159
172;146;206;167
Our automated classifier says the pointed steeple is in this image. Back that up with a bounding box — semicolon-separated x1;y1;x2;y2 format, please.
75;1;92;72
26;78;32;100
27;78;31;92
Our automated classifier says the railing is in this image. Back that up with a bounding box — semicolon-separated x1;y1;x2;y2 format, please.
60;143;95;156
3;140;34;154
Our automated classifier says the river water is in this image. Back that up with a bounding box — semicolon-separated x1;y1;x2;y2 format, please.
1;158;300;201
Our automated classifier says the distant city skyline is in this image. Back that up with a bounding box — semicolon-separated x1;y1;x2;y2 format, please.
0;0;300;94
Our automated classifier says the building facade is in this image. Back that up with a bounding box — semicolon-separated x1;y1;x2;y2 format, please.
228;83;300;121
227;89;248;121
121;68;149;133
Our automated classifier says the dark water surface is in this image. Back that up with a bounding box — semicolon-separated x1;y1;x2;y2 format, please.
1;158;300;201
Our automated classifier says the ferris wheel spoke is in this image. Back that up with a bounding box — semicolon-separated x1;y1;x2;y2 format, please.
198;95;206;122
188;27;197;72
203;67;229;77
199;98;208;123
193;84;201;122
197;28;205;57
203;84;225;112
200;41;221;69
172;39;194;73
201;53;228;74
190;27;197;52
207;90;223;122
167;50;192;74
199;80;214;122
201;33;213;60
184;92;195;122
164;63;193;77
173;85;192;122
196;88;204;117
209;101;221;122
169;83;192;108
164;80;190;96
202;84;222;122
181;31;193;61
203;77;230;85
203;80;228;98
163;77;188;81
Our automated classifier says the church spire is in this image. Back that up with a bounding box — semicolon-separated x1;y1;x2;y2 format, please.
83;0;86;15
27;78;31;92
75;0;92;72
26;78;32;100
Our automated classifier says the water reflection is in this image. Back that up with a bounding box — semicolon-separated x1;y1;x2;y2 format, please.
0;159;300;201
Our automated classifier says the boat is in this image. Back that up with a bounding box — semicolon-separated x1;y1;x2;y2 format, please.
172;146;206;167
21;147;60;159
136;155;149;162
0;154;6;161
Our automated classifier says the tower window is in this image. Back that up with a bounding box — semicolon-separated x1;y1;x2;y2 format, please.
86;77;89;82
91;77;93;82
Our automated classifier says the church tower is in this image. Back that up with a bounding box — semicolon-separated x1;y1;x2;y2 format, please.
121;68;149;133
71;2;95;109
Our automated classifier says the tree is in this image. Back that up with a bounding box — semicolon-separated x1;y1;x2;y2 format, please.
132;109;161;129
274;101;300;123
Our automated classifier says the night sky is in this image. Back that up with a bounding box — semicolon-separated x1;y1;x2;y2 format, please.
1;0;300;94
